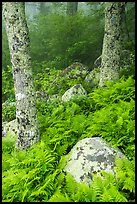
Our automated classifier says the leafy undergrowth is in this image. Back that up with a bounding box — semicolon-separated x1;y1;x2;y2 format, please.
49;157;135;202
38;76;135;160
2;76;135;202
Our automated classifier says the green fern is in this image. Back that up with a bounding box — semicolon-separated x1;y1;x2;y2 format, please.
100;185;127;202
2;139;58;202
48;190;72;202
2;76;135;202
115;157;135;195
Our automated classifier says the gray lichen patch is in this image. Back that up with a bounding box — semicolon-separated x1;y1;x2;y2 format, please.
2;119;17;137
62;84;87;102
64;137;126;186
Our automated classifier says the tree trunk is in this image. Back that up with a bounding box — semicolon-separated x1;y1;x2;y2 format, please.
39;2;45;14
121;3;129;40
3;2;40;150
99;2;125;87
39;2;50;14
67;2;78;16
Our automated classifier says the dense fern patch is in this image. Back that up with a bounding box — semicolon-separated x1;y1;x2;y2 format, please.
37;76;135;159
2;76;135;202
49;157;135;202
2;137;58;202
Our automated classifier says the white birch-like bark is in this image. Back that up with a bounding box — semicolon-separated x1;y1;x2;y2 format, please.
99;2;125;87
3;2;40;150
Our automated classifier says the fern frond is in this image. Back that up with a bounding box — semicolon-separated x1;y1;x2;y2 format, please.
48;190;71;202
115;157;135;193
100;186;128;202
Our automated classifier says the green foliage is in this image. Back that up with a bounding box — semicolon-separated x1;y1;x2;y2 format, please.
28;11;104;71
2;134;17;155
115;157;135;197
89;76;135;108
34;64;88;96
120;49;135;78
2;76;135;202
34;65;80;96
83;77;135;160
2;66;15;103
2;2;135;74
36;76;135;160
2;140;58;202
34;67;60;94
85;99;134;158
3;136;135;202
49;157;135;202
38;100;88;155
2;102;16;122
2;66;16;121
2;2;135;201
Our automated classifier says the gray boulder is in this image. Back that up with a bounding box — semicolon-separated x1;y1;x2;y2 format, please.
47;94;62;103
64;137;126;186
62;84;87;102
59;62;89;79
36;91;49;101
49;62;89;95
84;68;100;88
2;119;17;137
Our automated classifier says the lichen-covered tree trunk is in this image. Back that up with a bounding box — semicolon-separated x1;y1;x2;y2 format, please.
3;2;40;150
99;2;125;87
67;2;78;16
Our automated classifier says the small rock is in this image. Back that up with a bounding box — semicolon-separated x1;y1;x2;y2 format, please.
2;119;17;137
62;84;87;102
59;62;89;79
47;94;61;103
36;91;49;101
84;68;100;88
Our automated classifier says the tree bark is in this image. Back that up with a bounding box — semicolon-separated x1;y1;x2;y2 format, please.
121;3;129;40
67;2;78;16
3;2;40;150
99;2;125;87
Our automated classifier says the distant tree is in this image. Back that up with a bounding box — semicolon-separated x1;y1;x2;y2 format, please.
39;2;51;14
3;2;40;150
99;2;126;87
121;2;129;40
126;2;135;41
67;2;78;16
39;2;46;14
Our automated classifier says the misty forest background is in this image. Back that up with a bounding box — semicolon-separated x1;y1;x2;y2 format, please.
2;2;135;102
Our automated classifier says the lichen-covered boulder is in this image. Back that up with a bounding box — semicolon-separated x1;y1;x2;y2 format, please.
59;62;89;79
2;119;17;137
84;68;100;88
62;84;87;102
36;91;49;101
47;94;62;103
64;137;126;186
49;62;90;96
